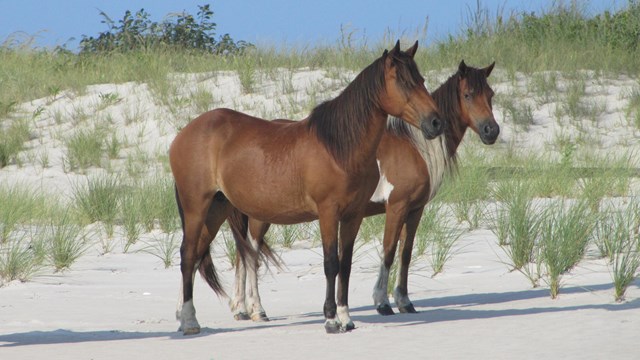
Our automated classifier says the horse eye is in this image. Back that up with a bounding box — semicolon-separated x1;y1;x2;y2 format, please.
464;93;471;100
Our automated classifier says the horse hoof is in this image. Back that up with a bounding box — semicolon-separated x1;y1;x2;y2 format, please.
234;312;251;321
343;321;355;332
398;303;418;314
376;304;395;316
324;320;343;334
182;326;201;336
251;311;270;322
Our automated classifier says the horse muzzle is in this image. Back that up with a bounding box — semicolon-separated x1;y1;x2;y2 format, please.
420;112;443;140
479;119;500;145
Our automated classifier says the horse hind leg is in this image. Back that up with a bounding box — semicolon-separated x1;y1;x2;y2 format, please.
393;208;423;314
231;248;251;320
227;209;270;321
246;220;271;322
178;191;231;335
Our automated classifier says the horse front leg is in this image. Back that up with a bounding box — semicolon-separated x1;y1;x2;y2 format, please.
393;207;424;313
372;204;408;315
335;214;365;332
318;210;340;333
178;193;230;335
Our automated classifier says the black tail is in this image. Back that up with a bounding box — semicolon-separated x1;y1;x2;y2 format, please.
228;207;258;268
174;183;185;235
227;208;283;270
198;248;226;297
175;184;226;297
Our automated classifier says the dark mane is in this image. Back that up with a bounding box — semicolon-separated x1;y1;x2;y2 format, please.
308;49;423;166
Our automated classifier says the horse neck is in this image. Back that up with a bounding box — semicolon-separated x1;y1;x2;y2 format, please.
348;108;389;171
308;60;389;172
432;75;468;157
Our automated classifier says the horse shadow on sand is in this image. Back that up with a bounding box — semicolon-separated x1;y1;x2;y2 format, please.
349;281;640;326
0;315;324;347
2;282;638;345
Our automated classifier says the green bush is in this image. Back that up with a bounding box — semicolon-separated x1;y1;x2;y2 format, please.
79;5;251;55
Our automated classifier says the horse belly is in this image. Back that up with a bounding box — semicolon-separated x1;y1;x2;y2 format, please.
218;159;317;224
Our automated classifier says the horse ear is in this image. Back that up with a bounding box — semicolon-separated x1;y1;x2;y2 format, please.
406;40;419;58
458;60;468;77
391;40;401;55
484;61;495;77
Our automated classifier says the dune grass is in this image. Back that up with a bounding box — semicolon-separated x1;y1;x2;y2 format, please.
0;118;31;168
140;232;180;269
45;211;87;272
539;200;596;299
0;234;44;284
65;127;108;171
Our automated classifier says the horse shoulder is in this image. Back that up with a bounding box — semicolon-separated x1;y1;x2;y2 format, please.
376;133;430;203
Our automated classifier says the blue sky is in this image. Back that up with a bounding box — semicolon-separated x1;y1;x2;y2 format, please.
0;0;621;50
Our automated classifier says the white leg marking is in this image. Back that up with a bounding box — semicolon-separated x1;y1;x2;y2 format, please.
230;255;248;316
372;264;391;307
370;160;394;203
181;299;200;334
337;305;352;327
246;233;266;319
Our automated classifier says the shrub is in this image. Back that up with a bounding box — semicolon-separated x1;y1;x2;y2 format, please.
79;5;251;55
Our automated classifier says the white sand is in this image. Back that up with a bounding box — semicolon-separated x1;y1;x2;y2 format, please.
1;67;639;359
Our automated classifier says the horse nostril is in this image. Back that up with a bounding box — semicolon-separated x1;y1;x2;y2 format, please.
483;124;492;135
432;117;442;131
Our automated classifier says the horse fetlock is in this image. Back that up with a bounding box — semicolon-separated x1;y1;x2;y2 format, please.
180;300;200;334
393;287;412;308
336;305;354;331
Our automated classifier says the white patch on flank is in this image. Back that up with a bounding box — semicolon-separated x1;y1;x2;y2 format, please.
370;160;394;203
372;264;391;307
337;305;352;326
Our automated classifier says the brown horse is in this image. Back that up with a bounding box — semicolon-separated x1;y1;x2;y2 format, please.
228;60;499;321
169;41;442;335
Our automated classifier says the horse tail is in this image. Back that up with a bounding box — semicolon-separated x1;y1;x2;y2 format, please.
174;183;185;234
227;208;283;270
198;248;226;297
228;207;257;268
258;235;283;270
